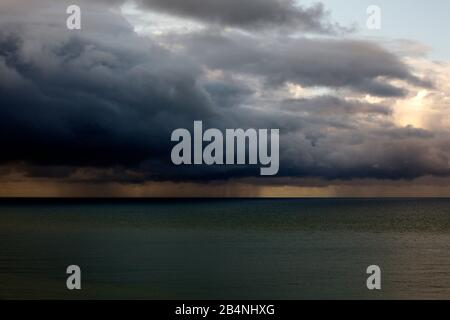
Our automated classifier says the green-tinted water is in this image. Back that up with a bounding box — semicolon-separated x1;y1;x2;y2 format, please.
0;199;449;299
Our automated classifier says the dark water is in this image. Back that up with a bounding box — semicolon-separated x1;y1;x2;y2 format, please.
0;198;450;300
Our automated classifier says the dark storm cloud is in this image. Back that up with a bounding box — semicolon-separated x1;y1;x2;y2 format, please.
202;79;254;109
130;0;346;33
173;31;431;97
0;6;214;170
0;0;449;184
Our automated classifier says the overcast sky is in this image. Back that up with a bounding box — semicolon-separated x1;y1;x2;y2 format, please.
1;0;450;197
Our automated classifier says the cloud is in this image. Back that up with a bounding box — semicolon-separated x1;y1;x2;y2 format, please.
0;3;213;169
172;30;431;97
0;0;449;186
282;96;392;115
129;0;346;34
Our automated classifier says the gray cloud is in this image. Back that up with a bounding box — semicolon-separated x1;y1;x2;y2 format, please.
130;0;346;33
173;31;431;97
282;96;392;116
0;1;449;185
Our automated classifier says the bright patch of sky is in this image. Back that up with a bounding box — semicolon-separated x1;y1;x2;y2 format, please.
301;0;450;60
120;1;204;36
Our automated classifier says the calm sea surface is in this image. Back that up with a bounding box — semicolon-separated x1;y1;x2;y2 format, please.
0;198;449;299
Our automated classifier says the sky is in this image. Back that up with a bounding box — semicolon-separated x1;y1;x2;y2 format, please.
1;0;450;197
302;0;450;60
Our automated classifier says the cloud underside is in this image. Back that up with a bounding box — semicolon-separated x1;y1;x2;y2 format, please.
0;0;449;187
116;0;347;33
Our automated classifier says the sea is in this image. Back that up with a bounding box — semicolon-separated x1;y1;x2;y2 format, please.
0;198;449;299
